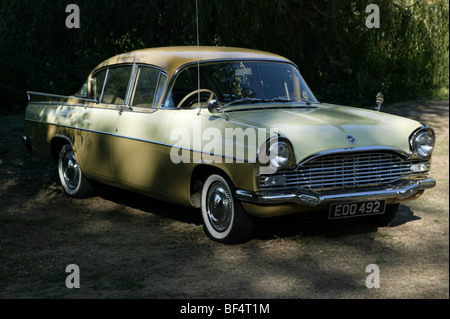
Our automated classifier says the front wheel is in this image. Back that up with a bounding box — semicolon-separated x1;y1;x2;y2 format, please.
58;144;93;198
201;174;253;244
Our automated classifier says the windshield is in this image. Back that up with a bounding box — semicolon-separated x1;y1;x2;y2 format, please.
165;61;318;108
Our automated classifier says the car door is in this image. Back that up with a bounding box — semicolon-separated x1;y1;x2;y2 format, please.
74;66;133;181
111;65;171;196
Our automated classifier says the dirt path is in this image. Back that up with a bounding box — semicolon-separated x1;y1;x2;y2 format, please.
0;100;448;299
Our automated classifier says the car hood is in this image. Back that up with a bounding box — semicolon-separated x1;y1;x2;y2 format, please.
226;103;422;162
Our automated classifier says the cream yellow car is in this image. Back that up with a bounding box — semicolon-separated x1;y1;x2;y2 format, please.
24;46;436;243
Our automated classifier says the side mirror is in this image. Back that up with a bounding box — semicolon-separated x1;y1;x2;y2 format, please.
207;99;230;121
375;92;384;112
208;99;220;114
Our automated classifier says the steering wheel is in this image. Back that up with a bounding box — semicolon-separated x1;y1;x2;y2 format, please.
176;89;219;109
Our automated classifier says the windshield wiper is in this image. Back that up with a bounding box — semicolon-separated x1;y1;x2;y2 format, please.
223;97;264;108
298;97;315;104
266;97;315;105
222;96;316;109
263;97;294;103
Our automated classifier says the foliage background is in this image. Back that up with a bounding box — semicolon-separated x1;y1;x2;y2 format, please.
0;0;448;114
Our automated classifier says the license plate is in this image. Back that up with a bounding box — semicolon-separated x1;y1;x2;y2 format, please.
329;200;386;219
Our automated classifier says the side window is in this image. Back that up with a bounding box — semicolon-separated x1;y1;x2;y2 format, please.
90;69;107;101
102;66;132;105
74;79;88;98
154;73;167;107
131;67;161;107
168;67;198;108
155;73;167;105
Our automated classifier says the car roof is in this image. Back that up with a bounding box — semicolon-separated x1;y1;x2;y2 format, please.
92;46;293;76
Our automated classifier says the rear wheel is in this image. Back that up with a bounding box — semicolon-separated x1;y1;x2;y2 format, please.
201;174;253;244
58;144;93;198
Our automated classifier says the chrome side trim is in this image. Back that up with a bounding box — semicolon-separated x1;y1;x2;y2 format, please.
24;119;113;137
24;119;255;163
236;178;436;208
113;134;255;164
26;91;98;104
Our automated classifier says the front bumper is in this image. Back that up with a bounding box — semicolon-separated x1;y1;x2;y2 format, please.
236;178;436;207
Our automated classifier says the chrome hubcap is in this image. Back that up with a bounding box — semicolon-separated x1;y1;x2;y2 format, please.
63;151;80;189
207;182;232;232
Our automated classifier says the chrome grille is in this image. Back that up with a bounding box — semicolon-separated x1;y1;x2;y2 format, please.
259;152;430;192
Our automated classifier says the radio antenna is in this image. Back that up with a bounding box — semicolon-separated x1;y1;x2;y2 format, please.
196;0;202;116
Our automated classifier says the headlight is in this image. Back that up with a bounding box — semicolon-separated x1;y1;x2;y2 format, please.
411;127;435;159
267;141;292;170
258;138;295;174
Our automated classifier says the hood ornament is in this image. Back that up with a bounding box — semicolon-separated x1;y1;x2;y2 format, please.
346;135;356;144
375;92;384;112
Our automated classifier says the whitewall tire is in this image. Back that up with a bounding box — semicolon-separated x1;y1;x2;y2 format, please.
58;144;93;198
201;174;253;244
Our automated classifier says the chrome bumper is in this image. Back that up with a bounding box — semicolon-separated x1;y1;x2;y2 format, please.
236;178;436;208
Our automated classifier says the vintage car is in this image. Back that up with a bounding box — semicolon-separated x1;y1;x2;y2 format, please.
24;46;436;243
